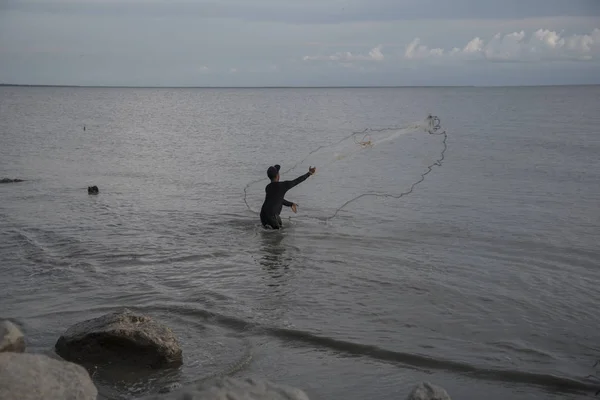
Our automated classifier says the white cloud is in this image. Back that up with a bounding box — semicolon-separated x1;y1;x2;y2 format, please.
464;37;484;54
404;38;444;60
303;45;384;62
404;28;600;63
199;65;209;73
482;32;525;61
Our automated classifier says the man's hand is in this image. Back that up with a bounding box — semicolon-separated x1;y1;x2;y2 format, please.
291;203;298;213
309;166;316;175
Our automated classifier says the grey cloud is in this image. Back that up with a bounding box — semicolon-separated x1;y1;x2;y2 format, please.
4;0;599;24
1;0;600;86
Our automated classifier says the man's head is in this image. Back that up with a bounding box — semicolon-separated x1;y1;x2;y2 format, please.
267;164;281;182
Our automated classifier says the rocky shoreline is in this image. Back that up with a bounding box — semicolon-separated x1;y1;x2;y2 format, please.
0;311;452;400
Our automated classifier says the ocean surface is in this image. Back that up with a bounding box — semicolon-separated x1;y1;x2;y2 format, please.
1;86;599;399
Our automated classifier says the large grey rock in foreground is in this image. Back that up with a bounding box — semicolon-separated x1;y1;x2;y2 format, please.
407;382;452;400
142;377;310;400
55;309;182;369
0;321;25;353
0;352;97;400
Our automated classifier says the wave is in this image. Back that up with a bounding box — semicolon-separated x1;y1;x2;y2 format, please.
128;304;599;395
21;303;599;396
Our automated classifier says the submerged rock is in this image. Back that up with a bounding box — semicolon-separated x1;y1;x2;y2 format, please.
407;382;452;400
0;320;25;353
141;377;310;400
0;352;97;400
0;178;24;184
55;309;183;369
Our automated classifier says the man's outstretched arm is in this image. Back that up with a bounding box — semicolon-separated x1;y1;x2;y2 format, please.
283;166;316;190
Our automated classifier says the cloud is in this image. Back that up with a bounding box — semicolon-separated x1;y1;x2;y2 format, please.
404;28;600;62
404;38;444;59
1;0;599;86
303;45;384;62
4;0;599;24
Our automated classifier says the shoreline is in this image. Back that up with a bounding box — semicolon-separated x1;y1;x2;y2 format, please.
0;316;453;400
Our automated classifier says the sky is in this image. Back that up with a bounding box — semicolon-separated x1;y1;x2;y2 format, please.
0;0;599;86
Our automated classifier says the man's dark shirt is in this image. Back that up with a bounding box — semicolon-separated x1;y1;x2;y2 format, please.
260;172;310;218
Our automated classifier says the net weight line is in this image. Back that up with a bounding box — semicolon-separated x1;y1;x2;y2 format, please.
243;114;447;221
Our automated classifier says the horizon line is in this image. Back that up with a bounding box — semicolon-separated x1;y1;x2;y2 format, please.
1;83;598;89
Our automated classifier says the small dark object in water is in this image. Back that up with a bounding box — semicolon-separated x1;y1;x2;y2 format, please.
0;178;24;184
87;186;99;195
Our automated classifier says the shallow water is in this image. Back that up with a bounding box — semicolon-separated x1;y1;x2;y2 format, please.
1;86;600;399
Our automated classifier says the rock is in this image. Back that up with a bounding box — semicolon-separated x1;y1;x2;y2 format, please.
141;377;310;400
0;178;24;184
87;185;99;194
55;309;182;369
0;320;25;353
0;352;97;400
406;382;452;400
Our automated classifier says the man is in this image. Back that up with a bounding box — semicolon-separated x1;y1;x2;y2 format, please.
260;164;316;229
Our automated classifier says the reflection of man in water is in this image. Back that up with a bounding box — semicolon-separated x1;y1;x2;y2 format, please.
259;230;288;272
260;164;316;229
